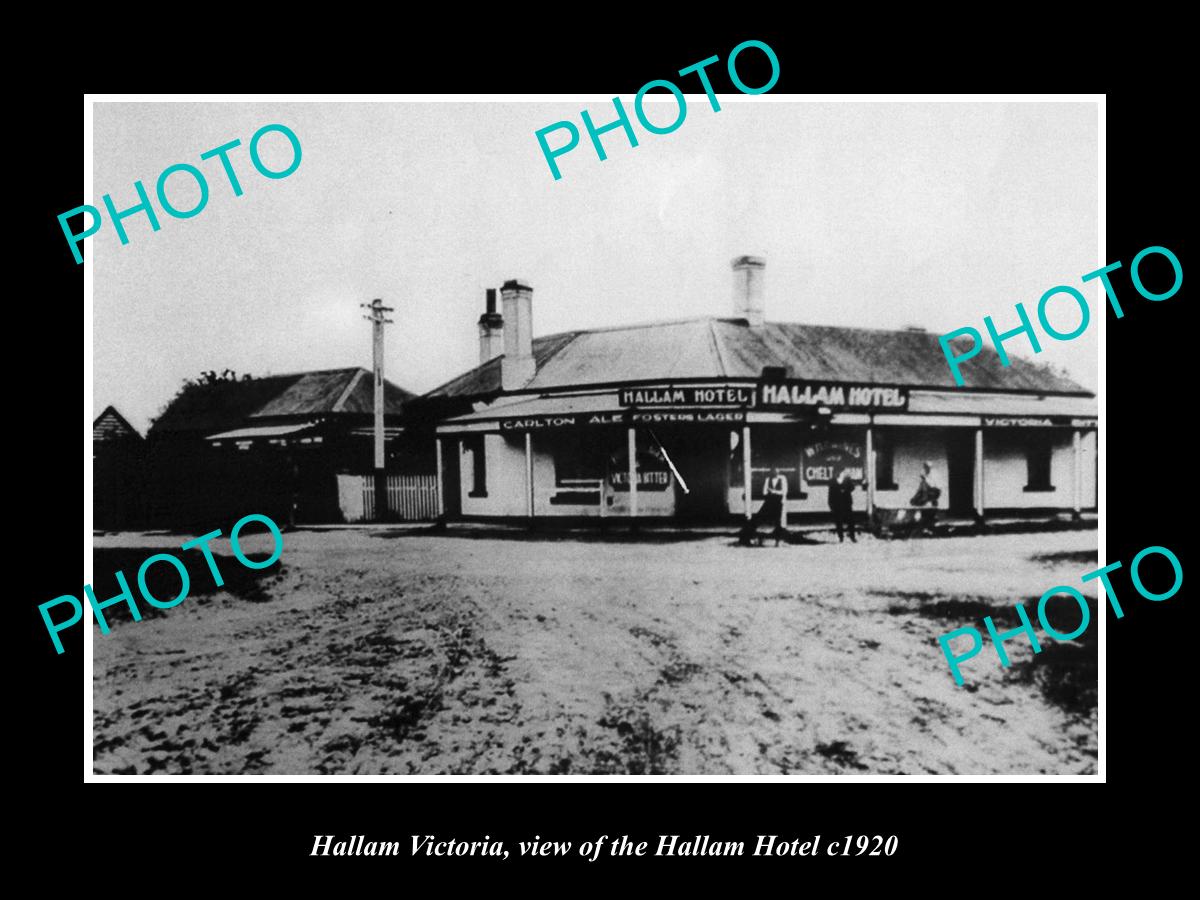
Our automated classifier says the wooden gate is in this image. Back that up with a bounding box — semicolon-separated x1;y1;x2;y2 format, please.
362;474;439;521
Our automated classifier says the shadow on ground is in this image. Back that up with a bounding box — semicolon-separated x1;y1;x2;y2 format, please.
874;588;1098;721
91;548;283;628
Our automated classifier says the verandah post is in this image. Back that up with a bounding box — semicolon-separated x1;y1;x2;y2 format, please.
627;426;638;520
742;425;752;519
1072;429;1082;519
974;427;985;522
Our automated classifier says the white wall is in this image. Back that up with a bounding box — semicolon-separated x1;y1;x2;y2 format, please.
982;429;1093;509
458;432;678;518
874;428;1097;512
336;474;364;523
1081;430;1097;509
459;433;529;517
452;425;1097;518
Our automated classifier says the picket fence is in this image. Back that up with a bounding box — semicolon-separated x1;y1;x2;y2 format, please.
361;475;439;521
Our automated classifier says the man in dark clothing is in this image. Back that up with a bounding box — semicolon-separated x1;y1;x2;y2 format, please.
829;469;857;543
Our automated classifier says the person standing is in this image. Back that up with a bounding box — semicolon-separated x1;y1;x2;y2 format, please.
912;460;942;532
766;466;789;546
829;468;857;543
744;466;788;547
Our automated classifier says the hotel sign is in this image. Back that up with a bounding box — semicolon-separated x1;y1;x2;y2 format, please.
983;416;1096;428
803;440;865;485
608;449;672;491
758;381;909;411
619;385;755;407
983;417;1056;427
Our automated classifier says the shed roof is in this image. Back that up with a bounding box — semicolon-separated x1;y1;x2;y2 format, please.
150;368;414;437
425;318;1091;399
206;421;321;441
93;406;142;442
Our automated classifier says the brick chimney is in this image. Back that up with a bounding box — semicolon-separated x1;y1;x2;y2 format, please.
732;255;766;327
478;288;504;364
500;279;536;390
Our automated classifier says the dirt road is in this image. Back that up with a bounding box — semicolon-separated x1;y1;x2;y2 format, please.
92;527;1098;775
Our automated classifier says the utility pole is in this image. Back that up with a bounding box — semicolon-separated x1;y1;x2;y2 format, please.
361;298;394;521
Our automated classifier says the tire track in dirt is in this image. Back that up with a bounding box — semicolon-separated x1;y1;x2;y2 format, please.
94;529;1098;774
95;568;525;774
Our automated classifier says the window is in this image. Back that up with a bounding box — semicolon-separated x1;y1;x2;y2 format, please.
874;431;897;490
1024;436;1054;492
550;432;606;506
554;431;607;485
463;435;487;497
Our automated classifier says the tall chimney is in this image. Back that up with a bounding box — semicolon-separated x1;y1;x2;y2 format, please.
478;288;504;364
500;279;535;390
731;255;766;327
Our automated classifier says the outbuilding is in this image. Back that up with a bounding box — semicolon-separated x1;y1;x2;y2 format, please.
145;367;425;526
427;258;1097;526
93;405;146;530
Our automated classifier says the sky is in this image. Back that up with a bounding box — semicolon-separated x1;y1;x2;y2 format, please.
92;100;1099;434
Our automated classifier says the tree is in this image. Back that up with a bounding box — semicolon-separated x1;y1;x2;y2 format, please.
149;369;257;428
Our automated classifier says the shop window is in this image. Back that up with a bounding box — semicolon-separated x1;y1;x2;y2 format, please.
554;431;607;485
1024;436;1054;492
874;432;897;490
550;431;606;505
463;435;487;497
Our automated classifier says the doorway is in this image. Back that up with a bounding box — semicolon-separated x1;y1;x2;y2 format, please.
945;430;976;516
440;437;462;517
654;427;728;520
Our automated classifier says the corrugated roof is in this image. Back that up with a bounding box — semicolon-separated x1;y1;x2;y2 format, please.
93;406;142;442
535;320;723;386
426;318;1090;398
150;368;415;436
425;331;582;398
907;391;1097;418
713;321;1085;391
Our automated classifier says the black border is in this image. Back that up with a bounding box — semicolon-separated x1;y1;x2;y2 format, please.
20;26;1191;886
